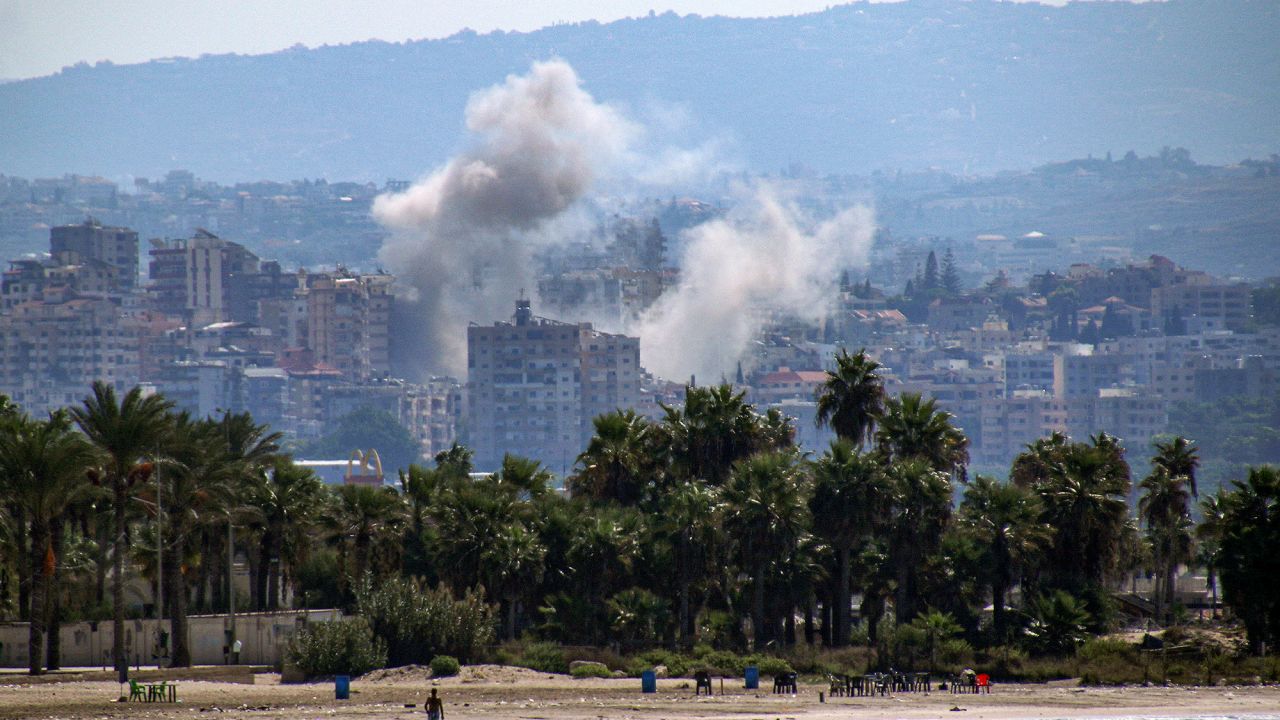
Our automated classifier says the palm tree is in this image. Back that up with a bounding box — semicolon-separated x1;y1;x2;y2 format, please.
1212;466;1280;654
664;385;785;485
815;348;885;448
957;475;1051;641
909;609;962;672
71;382;172;678
326;484;407;593
0;411;96;674
1195;487;1229;619
875;393;969;480
570;410;651;505
1024;437;1130;606
885;459;953;623
659;479;723;648
722;451;810;650
808;441;890;646
548;504;645;645
493;454;555;497
152;412;232;667
1025;590;1092;655
1151;436;1199;498
216;411;282;610
243;459;325;610
1139;465;1194;624
482;522;546;640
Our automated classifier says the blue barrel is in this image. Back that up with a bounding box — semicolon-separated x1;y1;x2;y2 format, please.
335;675;350;700
641;670;656;693
744;666;759;689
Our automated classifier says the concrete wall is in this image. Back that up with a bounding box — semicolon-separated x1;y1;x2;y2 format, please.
0;609;343;669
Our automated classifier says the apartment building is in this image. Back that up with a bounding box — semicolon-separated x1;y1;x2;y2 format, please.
300;269;393;382
1151;283;1252;332
49;218;139;289
0;293;142;415
467;299;641;473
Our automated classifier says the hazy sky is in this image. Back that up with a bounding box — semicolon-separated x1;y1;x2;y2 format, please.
0;0;1076;81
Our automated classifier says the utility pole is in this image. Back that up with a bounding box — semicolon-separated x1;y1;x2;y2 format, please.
228;515;236;663
155;451;163;668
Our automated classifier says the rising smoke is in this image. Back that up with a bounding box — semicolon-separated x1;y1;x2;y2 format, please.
633;187;874;383
376;59;875;384
374;60;636;375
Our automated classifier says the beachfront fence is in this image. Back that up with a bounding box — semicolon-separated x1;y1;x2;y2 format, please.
0;609;343;669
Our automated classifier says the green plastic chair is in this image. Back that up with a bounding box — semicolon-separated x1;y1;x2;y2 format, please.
127;679;146;702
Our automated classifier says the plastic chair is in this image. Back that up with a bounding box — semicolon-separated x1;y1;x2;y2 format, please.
127;679;146;702
694;670;713;696
976;673;991;694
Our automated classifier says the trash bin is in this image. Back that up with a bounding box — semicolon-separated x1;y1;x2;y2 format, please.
641;669;656;693
335;675;350;700
744;666;759;689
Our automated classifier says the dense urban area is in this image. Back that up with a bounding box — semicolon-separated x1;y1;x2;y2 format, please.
1;0;1279;702
1;156;1277;482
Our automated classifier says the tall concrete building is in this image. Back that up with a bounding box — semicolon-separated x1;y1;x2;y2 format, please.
467;299;641;473
50;219;139;290
0;293;142;415
301;269;393;382
148;230;276;324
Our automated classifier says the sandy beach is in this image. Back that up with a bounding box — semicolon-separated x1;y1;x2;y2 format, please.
2;666;1279;720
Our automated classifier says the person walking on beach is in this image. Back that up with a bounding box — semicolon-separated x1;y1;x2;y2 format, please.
425;688;445;719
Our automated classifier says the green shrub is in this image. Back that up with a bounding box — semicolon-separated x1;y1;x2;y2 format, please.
1161;625;1190;645
697;649;744;675
287;618;387;677
1077;637;1135;663
938;638;974;668
430;655;461;677
355;577;495;666
750;655;794;676
634;649;691;677
519;642;569;673
570;662;614;679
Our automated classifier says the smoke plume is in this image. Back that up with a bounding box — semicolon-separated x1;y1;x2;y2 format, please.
633;186;875;383
374;60;635;375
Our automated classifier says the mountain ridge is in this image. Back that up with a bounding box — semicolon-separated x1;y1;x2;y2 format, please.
2;0;1277;182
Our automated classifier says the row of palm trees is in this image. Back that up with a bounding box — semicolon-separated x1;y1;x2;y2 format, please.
1;351;1274;674
0;383;336;674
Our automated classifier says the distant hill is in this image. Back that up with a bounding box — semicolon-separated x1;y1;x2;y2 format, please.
2;0;1277;182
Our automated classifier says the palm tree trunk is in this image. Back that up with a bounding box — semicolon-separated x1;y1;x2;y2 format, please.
862;593;883;648
15;509;30;622
992;579;1008;644
267;528;283;611
804;597;815;645
677;580;691;649
167;536;191;667
751;561;766;651
249;539;264;611
112;479;127;677
1164;563;1177;625
835;545;852;646
94;515;108;607
46;520;65;670
355;532;371;585
28;523;47;675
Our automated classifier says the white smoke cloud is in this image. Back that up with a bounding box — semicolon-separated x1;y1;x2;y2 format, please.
633;185;875;383
375;59;876;386
373;59;637;375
